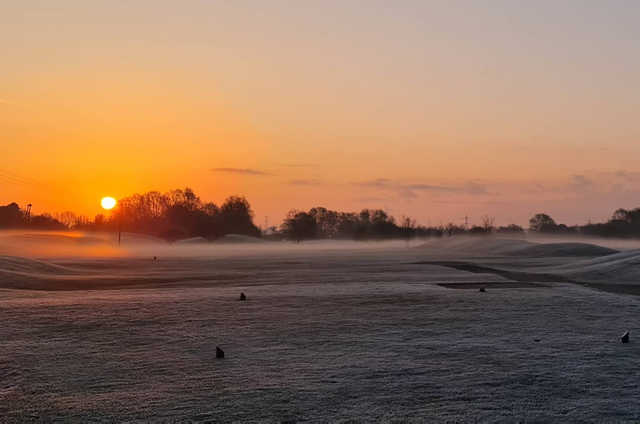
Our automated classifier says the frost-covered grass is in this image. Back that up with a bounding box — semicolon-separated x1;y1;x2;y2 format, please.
1;244;640;422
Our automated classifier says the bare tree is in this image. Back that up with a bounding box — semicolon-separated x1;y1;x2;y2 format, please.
400;215;417;246
55;211;77;228
481;215;495;233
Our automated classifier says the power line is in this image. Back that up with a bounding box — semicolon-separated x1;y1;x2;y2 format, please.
0;168;41;186
0;173;29;186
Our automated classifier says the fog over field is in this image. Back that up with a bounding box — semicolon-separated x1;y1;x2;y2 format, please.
2;231;640;422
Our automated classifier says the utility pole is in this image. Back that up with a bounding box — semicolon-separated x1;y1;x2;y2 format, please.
100;197;119;245
26;204;32;222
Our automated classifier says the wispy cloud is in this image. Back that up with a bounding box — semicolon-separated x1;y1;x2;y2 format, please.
288;179;322;186
570;174;594;192
612;170;640;182
356;178;393;188
398;187;419;199
356;196;387;202
278;163;317;168
211;168;273;176
404;183;458;193
463;181;490;195
355;179;490;198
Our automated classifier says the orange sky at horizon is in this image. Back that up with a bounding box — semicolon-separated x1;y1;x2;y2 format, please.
2;1;640;227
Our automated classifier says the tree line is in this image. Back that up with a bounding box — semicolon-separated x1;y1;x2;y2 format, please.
278;208;525;242
527;209;640;238
90;188;261;240
2;188;640;241
0;188;259;241
0;202;67;230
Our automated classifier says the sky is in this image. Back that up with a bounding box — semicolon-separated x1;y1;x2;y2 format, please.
2;0;640;227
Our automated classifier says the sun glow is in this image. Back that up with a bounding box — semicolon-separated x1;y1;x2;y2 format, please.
101;196;117;210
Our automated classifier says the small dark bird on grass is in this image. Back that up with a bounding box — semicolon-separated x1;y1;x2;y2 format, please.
239;292;247;301
621;331;630;344
479;287;486;292
216;346;225;358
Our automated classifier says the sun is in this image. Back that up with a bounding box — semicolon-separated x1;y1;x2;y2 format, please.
101;196;117;210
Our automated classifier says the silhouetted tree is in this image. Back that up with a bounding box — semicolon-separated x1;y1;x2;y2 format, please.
481;215;495;233
0;203;24;228
309;207;340;238
400;216;417;244
529;213;558;233
94;214;106;227
13;191;640;242
579;207;640;238
444;223;466;236
55;211;77;228
336;212;359;238
497;224;524;234
612;208;630;222
30;214;66;230
468;225;487;235
281;210;317;242
88;189;261;240
219;196;260;237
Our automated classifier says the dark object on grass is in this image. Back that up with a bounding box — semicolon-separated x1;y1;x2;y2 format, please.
479;287;486;292
216;346;225;358
621;331;630;343
239;292;247;301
